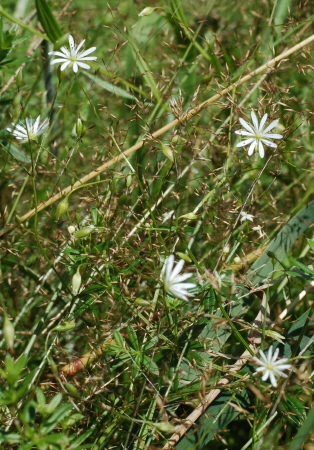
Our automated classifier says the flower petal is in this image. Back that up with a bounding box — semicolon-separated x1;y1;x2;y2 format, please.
76;39;86;53
250;110;259;131
258;141;265;158
236;138;255;148
259;113;268;132
260;139;277;148
248;140;256;156
79;47;97;57
171;259;185;280
263;119;279;133
239;118;255;133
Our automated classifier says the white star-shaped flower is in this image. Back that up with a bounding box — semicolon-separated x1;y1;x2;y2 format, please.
7;116;49;142
161;210;175;223
240;211;254;222
163;255;196;301
252;225;266;238
235;111;283;158
253;345;291;388
48;35;97;73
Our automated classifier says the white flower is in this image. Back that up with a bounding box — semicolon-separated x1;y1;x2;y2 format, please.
163;254;196;301
7;116;49;142
253;345;292;388
48;35;97;73
235;111;283;158
240;211;254;222
252;225;266;238
162;210;175;223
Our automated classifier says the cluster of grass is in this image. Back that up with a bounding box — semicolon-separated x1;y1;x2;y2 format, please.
0;0;314;448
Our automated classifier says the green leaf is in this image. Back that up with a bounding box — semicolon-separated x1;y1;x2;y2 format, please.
278;392;306;428
307;238;314;252
113;330;126;350
36;389;46;408
0;17;17;63
35;0;62;43
3;143;32;164
288;406;314;450
0;431;21;443
127;325;139;351
41;403;72;434
176;390;250;449
249;200;314;285
84;72;136;100
288;257;314;277
46;393;63;414
61;412;83;428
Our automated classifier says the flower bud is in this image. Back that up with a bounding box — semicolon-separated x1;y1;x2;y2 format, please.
265;330;285;343
76;117;86;138
176;252;192;263
233;256;241;264
16;69;23;88
64;382;79;398
3;316;15;354
223;245;230;253
12;91;22;107
126;174;133;188
179;213;198;221
56;197;69;220
52;321;76;332
154;422;176;433
68;225;76;234
73;226;95;239
133;298;150;306
57;65;66;82
72;268;82;296
138;7;156;16
171;134;179;145
162;144;174;163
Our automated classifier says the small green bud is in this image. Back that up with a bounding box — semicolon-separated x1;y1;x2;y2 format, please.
73;226;95;239
52;321;76;332
138;6;156;16
171;134;180;145
154;422;176;433
64;382;79;397
133;298;150;306
126;173;133;188
56;197;69;220
162;144;174;163
50;359;58;375
57;65;66;82
179;213;198;221
72;269;82;296
16;69;23;88
76;117;86;138
3;316;15;353
265;330;285;343
176;252;192;263
12;91;22;107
